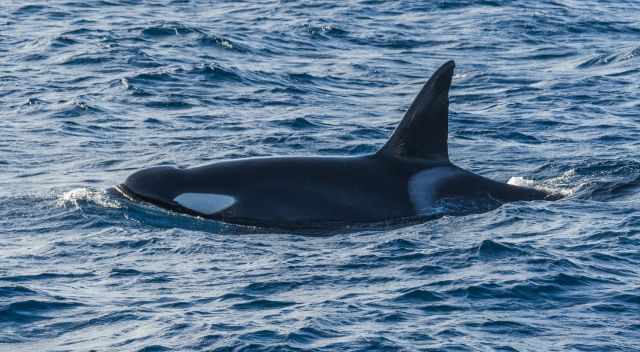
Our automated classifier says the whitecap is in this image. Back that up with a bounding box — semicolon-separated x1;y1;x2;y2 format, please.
56;188;121;209
508;169;582;198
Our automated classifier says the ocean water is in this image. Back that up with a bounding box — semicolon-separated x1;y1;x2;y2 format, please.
2;1;640;351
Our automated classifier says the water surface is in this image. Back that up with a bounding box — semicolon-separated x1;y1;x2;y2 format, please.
2;1;640;351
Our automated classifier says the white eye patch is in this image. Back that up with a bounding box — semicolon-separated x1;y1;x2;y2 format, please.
173;193;236;215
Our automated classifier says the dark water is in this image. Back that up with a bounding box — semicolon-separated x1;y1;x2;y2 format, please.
2;1;640;351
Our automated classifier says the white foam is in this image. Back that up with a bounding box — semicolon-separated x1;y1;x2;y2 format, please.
508;169;579;198
507;176;537;188
173;193;236;215
57;188;121;209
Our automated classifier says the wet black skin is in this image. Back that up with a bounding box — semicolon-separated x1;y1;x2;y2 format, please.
119;155;426;228
117;60;557;229
118;155;550;228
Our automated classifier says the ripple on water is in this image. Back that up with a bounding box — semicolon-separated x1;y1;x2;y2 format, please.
231;299;297;311
0;299;83;323
392;288;445;304
141;22;205;37
474;239;530;261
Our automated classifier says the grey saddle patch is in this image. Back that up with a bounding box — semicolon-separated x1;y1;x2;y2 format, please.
408;167;459;214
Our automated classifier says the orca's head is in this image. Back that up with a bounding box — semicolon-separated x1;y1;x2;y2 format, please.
118;166;236;217
118;166;187;211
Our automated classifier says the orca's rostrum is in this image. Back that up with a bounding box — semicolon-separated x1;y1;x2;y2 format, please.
117;61;559;229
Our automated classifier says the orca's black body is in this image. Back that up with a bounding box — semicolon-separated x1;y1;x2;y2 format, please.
118;61;556;229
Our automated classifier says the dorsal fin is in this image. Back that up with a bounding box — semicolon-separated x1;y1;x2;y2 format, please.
377;60;455;161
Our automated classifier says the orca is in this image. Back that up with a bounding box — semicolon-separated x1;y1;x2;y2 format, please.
117;60;558;229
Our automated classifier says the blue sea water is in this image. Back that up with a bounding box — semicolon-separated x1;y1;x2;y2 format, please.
2;0;640;350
